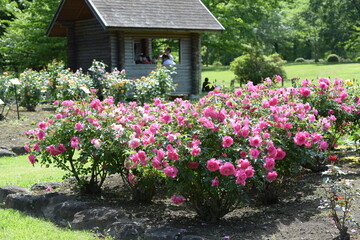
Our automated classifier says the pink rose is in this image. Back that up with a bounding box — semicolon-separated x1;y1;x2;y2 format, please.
250;148;261;159
91;138;101;149
24;144;30;153
266;171;278;182
235;170;247;185
28;154;36;164
38;121;47;130
274;148;286;160
170;195;185;204
263;158;275;171
163;166;178;178
219;162;236;176
190;146;201;156
188;162;199;169
206;158;220;172
167;151;179;161
211;176;219;187
129;138;141;149
222;136;234;148
294;131;308;146
300;87;311;97
319;140;328;150
75;122;85;131
249;135;262;147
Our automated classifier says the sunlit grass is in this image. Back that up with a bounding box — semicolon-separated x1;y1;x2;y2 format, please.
0;155;110;239
201;63;360;89
0;155;66;189
0;207;105;240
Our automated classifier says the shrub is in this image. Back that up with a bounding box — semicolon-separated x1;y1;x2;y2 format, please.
295;58;305;63
25;80;360;221
230;48;286;85
212;61;223;67
131;66;177;103
18;70;45;111
356;57;360;62
268;53;287;65
327;54;340;62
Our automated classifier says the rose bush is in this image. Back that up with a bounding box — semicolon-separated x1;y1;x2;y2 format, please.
296;78;360;148
25;78;348;220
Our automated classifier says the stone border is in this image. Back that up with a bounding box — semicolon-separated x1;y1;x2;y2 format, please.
0;184;210;240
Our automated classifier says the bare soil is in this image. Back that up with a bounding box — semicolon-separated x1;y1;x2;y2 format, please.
1;104;360;240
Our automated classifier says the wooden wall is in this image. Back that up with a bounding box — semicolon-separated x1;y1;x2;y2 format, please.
73;18;111;70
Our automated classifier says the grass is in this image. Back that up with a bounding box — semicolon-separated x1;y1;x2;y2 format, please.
0;155;66;188
201;62;360;89
0;155;109;240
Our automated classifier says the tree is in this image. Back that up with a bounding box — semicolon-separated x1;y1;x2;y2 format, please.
201;0;280;65
0;0;66;71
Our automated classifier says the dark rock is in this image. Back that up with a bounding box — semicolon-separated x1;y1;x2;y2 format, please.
182;235;210;240
107;221;145;240
144;226;184;240
0;185;30;202
47;200;96;226
31;182;63;191
11;146;28;155
5;193;50;217
71;207;127;231
0;149;15;157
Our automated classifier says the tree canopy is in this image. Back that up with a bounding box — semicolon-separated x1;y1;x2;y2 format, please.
0;0;359;70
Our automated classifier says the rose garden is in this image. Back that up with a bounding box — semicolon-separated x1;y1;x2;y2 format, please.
0;59;359;239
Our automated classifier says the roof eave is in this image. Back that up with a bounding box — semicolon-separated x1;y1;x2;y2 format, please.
46;0;67;36
105;26;224;33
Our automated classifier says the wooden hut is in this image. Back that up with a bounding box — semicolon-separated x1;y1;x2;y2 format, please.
46;0;224;96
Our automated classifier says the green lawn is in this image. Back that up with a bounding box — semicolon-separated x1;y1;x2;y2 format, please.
201;63;360;89
0;155;108;240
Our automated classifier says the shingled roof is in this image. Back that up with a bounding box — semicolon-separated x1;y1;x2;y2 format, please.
47;0;224;36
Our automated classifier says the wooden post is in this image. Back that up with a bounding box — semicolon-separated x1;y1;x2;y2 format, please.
118;31;125;71
65;23;77;71
190;33;201;96
109;31;119;70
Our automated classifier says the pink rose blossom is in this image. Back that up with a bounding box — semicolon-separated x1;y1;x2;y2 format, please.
171;195;185;204
188;162;199;169
266;171;278;181
249;135;262;147
163;166;178;178
274;148;286;160
294;131;308;146
319;140;328;150
152;160;162;170
222;136;234;147
91;138;101;149
75;122;85;131
167;151;179;161
129;138;141;149
219;162;236;176
28;154;36;164
206;158;220;172
38;121;47;130
235;170;247;185
250;148;261;159
245;166;255;178
190;146;201;156
24;144;30;153
37;131;46;140
128;173;137;185
263;158;275;171
211;176;219;187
